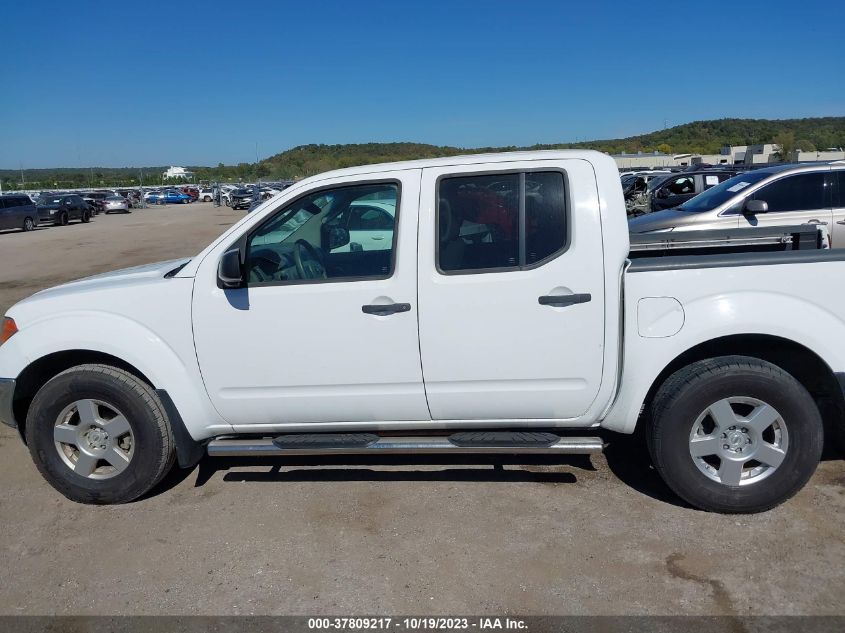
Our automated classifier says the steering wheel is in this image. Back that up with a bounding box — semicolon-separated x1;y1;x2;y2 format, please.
248;249;284;282
293;239;327;280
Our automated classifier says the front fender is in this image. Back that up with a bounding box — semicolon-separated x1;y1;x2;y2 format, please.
0;310;229;441
602;290;845;434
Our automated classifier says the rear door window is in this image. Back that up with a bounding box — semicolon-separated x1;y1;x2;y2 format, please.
437;171;567;273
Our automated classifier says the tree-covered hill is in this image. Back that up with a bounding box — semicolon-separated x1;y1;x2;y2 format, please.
253;117;845;179
4;117;844;188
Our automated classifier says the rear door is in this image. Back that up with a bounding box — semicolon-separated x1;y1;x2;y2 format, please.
740;171;832;237
417;159;605;421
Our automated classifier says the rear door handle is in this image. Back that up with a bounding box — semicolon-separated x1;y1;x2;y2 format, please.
538;293;592;307
362;303;411;316
837;220;845;226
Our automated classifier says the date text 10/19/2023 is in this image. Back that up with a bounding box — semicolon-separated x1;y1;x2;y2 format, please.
307;618;528;630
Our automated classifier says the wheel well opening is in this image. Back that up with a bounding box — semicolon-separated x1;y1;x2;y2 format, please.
12;351;154;439
642;335;845;443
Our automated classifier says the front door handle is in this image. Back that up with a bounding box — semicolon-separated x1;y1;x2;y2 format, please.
538;293;592;307
362;303;411;316
808;219;828;226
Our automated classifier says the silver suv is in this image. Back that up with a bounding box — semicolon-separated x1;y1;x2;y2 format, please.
628;163;845;247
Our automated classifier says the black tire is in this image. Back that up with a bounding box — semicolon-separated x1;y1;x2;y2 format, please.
22;216;35;232
59;212;69;226
81;210;91;223
647;355;823;513
25;364;176;504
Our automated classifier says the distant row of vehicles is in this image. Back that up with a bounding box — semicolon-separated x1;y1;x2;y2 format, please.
0;189;136;233
625;161;845;247
216;182;295;209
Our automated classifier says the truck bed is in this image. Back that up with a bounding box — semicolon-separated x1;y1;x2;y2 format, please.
628;225;825;259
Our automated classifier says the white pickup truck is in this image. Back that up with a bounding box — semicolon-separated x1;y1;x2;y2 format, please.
1;151;844;513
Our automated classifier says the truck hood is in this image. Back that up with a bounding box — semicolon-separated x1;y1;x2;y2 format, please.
14;258;192;307
627;208;703;233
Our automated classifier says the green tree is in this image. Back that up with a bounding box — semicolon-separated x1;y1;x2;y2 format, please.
772;131;796;161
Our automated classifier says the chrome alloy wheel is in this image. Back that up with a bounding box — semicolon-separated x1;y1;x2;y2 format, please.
53;399;134;479
688;397;789;486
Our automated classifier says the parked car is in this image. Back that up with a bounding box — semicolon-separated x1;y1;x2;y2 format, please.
116;190;142;208
180;187;199;201
81;192;111;215
629;163;845;246
229;188;255;210
3;150;845;514
36;194;91;225
103;195;130;214
0;194;38;232
221;186;238;206
198;188;214;202
326;200;396;252
146;189;192;205
645;169;740;213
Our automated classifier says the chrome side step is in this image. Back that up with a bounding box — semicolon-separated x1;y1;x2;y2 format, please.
207;433;604;457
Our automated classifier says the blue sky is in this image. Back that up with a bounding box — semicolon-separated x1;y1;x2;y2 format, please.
2;0;843;168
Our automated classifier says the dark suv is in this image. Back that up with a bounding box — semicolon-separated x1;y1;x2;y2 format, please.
0;195;38;232
648;169;740;212
37;194;91;226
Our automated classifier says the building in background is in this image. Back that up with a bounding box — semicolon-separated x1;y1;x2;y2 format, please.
611;143;844;170
163;166;195;180
790;148;845;162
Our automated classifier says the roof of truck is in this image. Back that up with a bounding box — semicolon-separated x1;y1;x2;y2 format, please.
301;150;611;180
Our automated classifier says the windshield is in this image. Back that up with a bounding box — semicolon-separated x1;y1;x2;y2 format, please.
678;171;772;212
40;197;63;205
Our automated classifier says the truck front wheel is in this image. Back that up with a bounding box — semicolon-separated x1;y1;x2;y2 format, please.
647;356;823;513
25;364;176;504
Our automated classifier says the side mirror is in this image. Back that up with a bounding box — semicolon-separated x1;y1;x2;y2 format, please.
743;199;768;215
324;225;350;250
656;188;670;199
217;248;243;289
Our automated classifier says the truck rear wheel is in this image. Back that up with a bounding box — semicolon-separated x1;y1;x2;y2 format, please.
647;356;823;513
25;364;175;504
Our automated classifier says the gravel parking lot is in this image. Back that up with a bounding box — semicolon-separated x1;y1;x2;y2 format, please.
0;202;843;615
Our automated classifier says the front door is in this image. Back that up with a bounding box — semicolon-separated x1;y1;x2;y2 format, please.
654;174;697;210
740;171;832;238
191;169;429;427
417;159;605;421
